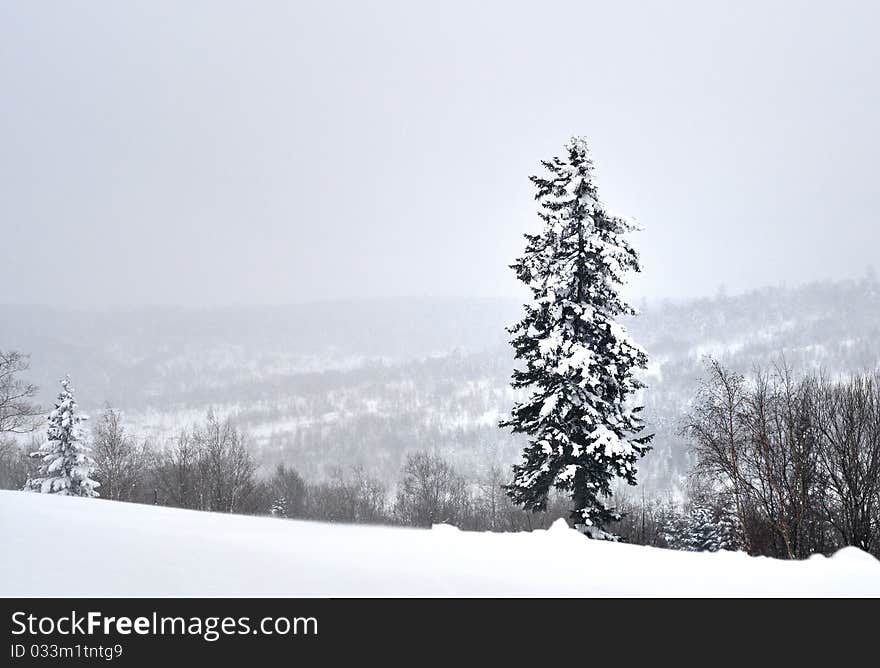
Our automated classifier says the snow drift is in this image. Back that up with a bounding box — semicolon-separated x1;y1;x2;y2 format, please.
1;491;878;597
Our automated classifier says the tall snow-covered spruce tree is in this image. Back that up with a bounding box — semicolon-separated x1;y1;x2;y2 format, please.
501;137;652;538
26;376;99;497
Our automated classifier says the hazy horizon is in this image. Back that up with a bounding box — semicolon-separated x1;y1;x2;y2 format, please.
3;0;878;308
2;272;877;312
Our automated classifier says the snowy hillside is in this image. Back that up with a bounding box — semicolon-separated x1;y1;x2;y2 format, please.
4;279;880;491
1;492;877;597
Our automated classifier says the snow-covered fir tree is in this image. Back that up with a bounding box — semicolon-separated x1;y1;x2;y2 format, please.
271;497;288;517
501;137;652;538
662;499;740;552
26;376;99;497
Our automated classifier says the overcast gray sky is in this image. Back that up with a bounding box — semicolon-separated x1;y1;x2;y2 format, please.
1;1;877;307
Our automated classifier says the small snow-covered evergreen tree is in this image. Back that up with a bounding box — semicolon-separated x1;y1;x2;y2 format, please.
26;376;99;497
501;137;652;538
662;499;740;552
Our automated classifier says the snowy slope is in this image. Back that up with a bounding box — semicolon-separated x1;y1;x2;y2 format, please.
1;491;878;597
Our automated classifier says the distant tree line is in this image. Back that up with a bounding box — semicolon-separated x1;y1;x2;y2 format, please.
3;406;569;531
3;348;879;557
0;349;567;530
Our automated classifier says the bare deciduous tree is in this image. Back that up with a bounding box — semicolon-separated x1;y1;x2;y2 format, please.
92;406;151;502
0;350;41;436
154;412;258;514
812;374;880;553
685;359;880;558
683;359;753;552
394;452;470;527
306;465;388;524
155;429;202;509
0;436;38;490
196;411;256;513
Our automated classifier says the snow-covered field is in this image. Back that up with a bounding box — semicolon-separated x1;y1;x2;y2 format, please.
1;491;878;597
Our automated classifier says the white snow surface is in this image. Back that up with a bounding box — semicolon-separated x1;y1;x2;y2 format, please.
2;491;878;597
